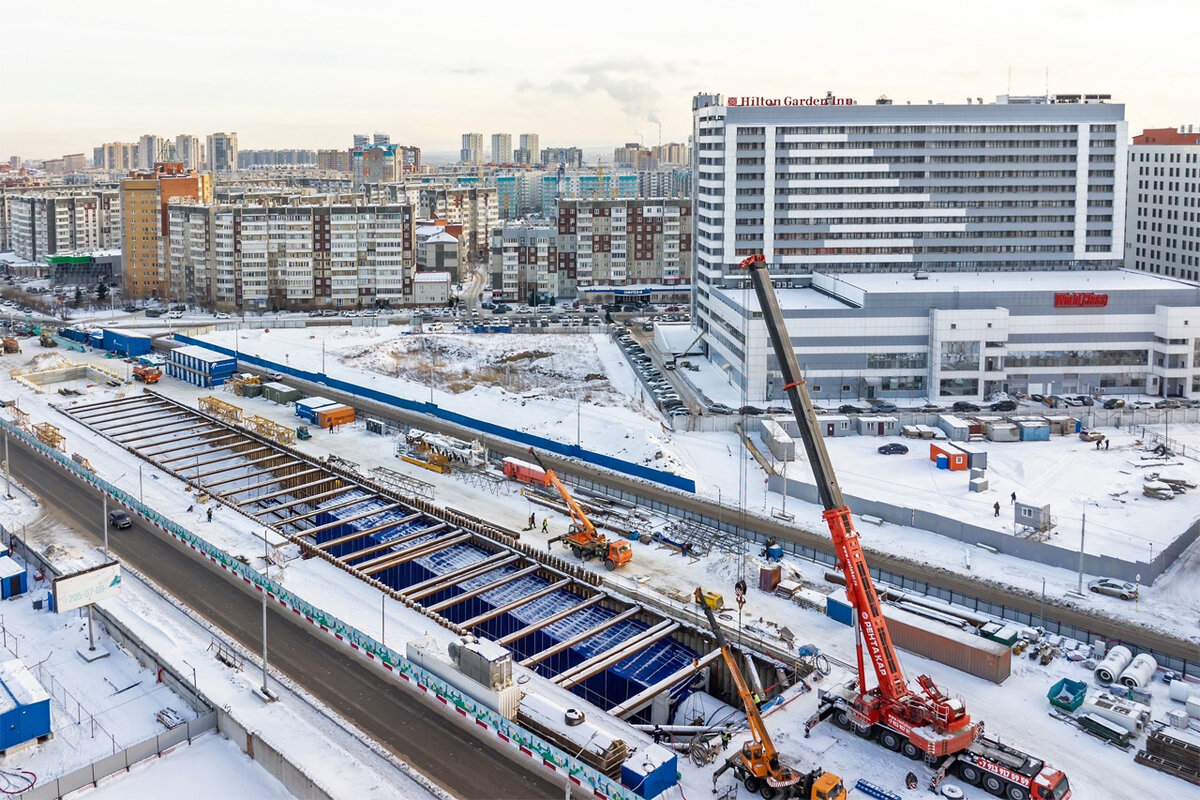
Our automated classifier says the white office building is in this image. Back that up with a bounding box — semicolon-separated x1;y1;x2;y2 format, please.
1125;127;1200;284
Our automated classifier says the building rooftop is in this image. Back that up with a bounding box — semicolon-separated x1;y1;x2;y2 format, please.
414;271;451;283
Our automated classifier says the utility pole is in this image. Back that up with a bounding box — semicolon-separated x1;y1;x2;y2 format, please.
259;532;274;702
1076;512;1086;593
102;494;108;561
3;429;10;500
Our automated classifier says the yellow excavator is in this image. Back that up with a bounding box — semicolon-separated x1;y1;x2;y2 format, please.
697;587;846;800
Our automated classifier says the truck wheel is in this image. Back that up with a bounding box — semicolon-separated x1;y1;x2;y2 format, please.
879;730;901;751
958;764;982;785
604;558;616;570
1006;786;1029;800
759;786;777;800
900;740;922;760
743;776;762;793
982;774;1005;796
832;710;851;729
571;545;583;559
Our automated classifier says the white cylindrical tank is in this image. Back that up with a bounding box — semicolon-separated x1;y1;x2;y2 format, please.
1169;679;1194;703
1118;653;1158;689
1094;645;1133;684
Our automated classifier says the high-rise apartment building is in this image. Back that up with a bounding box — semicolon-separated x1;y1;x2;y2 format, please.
353;134;370;150
138;134;164;169
1125;127;1200;283
515;133;540;165
491;133;512;164
121;163;213;299
461;133;483;165
318;150;353;172
168;200;415;309
175;135;202;170
419;185;498;259
206;132;238;172
557;198;691;288
96;142;137;171
7;194;109;260
373;133;390;146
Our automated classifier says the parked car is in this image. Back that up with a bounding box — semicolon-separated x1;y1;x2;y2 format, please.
707;403;735;415
1156;398;1183;409
838;404;868;414
738;405;765;416
1029;393;1045;403
1062;396;1085;407
1103;398;1126;410
766;406;790;415
667;407;691;417
169;304;186;312
990;400;1017;412
1130;400;1155;410
917;403;945;413
108;510;132;529
144;308;164;318
951;401;980;412
214;312;231;319
877;443;909;455
268;372;285;381
870;401;898;413
167;310;184;319
123;305;138;313
1088;577;1138;600
341;310;359;317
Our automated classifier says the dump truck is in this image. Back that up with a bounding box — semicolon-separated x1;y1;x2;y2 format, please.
132;364;163;384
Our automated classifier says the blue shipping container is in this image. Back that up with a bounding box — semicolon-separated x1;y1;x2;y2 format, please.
295;397;337;421
88;332;104;348
0;661;51;751
621;744;677;799
102;329;152;357
0;557;25;600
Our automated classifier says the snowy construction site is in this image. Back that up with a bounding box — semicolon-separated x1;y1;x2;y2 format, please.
0;314;1199;800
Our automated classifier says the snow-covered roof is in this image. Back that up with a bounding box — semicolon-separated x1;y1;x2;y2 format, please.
654;322;701;354
827;268;1184;295
170;345;234;364
0;556;23;581
0;251;37;266
0;659;49;708
425;232;459;245
414;271;451;283
714;285;854;311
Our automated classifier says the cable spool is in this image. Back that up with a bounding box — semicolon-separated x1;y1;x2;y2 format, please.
1118;653;1157;689
1093;645;1132;684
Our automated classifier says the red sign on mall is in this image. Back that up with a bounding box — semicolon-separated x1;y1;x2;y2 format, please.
1054;292;1108;308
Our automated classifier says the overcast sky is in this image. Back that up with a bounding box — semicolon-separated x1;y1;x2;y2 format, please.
3;0;1196;161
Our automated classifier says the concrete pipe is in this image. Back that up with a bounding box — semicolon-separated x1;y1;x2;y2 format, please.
1118;653;1158;689
1093;645;1133;684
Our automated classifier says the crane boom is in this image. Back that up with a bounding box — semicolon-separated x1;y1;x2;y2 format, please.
527;448;596;539
737;254;976;752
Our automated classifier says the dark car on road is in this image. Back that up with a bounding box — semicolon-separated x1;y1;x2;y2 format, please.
738;405;765;416
838;404;868;414
990;400;1017;412
869;401;898;413
108;510;132;529
1103;398;1126;410
951;401;981;412
877;443;909;455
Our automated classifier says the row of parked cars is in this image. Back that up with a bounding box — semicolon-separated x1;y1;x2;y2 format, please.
617;332;690;419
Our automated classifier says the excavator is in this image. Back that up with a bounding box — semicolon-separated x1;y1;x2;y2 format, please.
739;254;1071;800
527;447;632;570
697;587;845;800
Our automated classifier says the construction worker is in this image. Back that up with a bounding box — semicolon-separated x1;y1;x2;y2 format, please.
1105;439;1110;450
651;725;665;744
751;691;762;708
720;730;731;751
528;512;535;530
541;519;548;534
206;507;213;523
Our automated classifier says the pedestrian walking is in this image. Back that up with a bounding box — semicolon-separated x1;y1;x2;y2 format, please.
528;512;536;530
206;507;213;522
1096;439;1101;450
541;519;548;534
993;501;1000;517
1105;439;1110;450
1011;491;1017;504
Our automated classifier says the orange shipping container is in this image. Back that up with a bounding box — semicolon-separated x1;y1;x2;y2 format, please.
316;404;355;428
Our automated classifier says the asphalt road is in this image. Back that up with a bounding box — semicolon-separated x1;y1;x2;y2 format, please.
9;440;559;800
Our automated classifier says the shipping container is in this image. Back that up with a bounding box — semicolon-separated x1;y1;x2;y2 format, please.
501;457;551;486
294;396;338;422
757;418;795;461
929;442;969;471
261;382;301;405
855;415;898;436
937;415;971;442
59;328;89;344
315;404;355;429
758;565;782;593
0;659;51;751
814;415;852;437
984;422;1020;442
1014;418;1051;441
101;329;152;357
0;556;25;599
883;604;1011;684
88;331;104;349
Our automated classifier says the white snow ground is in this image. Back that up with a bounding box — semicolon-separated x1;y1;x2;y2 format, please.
2;325;1199;799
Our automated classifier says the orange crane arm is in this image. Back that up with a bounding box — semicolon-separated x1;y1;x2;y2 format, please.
695;588;778;758
738;254;909;702
527;448;597;539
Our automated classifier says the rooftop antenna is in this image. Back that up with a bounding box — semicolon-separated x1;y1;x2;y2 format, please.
1045;65;1050;98
1007;66;1012;96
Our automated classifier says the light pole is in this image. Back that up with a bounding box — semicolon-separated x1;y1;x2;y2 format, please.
563;731;599;800
102;494;108;561
381;593;386;648
182;658;198;696
260;533;273;701
138;463;144;504
1039;578;1045;627
3;429;10;499
1076;512;1086;594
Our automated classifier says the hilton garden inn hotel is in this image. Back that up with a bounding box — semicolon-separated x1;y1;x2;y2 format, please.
688;90;1181;402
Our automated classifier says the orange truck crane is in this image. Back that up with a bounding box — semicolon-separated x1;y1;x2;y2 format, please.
132;364;162;384
698;586;846;800
738;254;1071;800
527;448;632;570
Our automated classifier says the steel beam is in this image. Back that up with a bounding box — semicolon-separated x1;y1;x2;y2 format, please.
426;564;543;614
553;621;680;689
235;476;340;506
608;649;723;719
459;579;573;630
221;468;323;498
158;446;269;468
495;594;608;647
405;553;521;602
335;525;447;562
202;464;294;490
360;533;471;577
195;453;295;481
298;503;404;538
117;422;217;445
520;605;643;668
320;516;437;551
271;495;370;527
251;486;349;517
143;432;242;457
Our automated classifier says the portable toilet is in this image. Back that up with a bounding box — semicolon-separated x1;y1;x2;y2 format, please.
0;660;50;752
0;557;26;599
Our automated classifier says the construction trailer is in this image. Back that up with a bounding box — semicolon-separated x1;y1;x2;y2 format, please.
0;660;50;753
167;345;237;388
501;456;551;486
261;381;301;405
294;396;338;423
315;404;356;429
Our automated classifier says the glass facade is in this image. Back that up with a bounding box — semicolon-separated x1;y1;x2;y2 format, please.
941;341;980;371
940;377;979;396
1007;349;1147;368
867;352;927;370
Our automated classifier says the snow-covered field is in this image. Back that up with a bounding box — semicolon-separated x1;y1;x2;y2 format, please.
2;322;1200;799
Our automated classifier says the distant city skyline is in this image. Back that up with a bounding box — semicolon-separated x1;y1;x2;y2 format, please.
3;1;1198;159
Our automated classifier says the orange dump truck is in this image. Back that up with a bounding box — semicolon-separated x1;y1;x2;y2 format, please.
315;403;355;429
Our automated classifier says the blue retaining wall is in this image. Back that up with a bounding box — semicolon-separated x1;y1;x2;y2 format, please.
171;333;696;494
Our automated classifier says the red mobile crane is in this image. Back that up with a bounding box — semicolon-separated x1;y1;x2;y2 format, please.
527;448;632;570
738;254;1070;800
697;586;846;800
